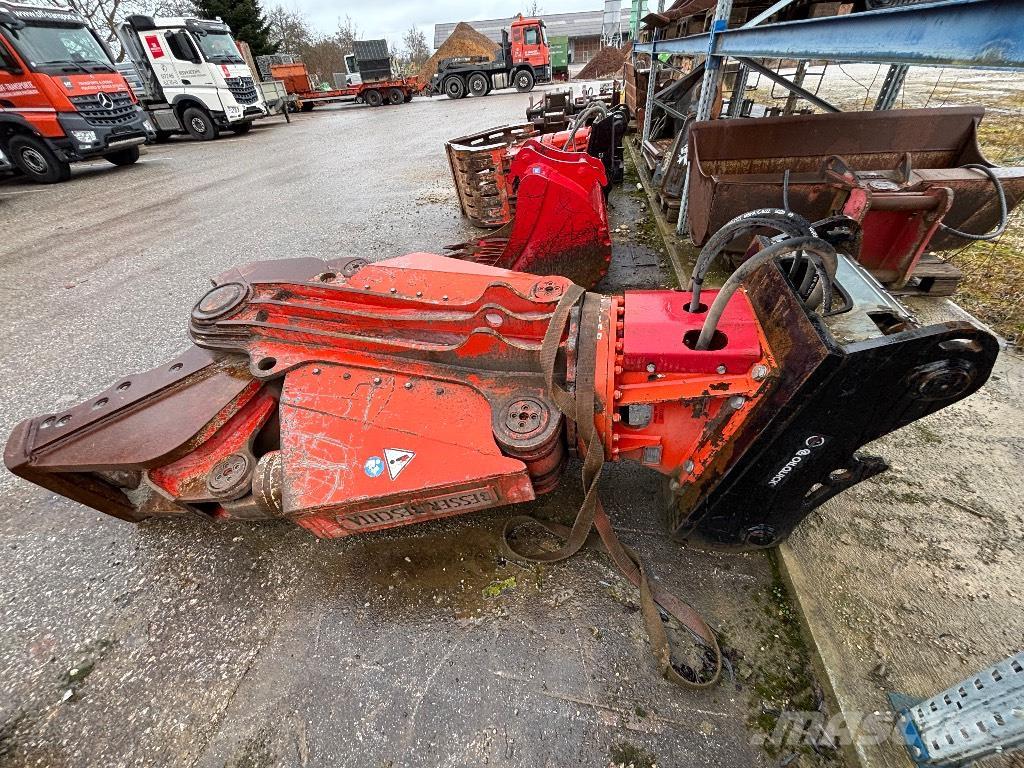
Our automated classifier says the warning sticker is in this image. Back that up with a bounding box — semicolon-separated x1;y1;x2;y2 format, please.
383;448;415;480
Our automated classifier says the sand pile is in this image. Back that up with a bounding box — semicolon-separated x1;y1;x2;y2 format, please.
576;42;632;80
421;23;500;83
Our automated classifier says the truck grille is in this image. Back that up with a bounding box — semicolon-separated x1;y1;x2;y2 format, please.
225;76;259;105
68;91;137;126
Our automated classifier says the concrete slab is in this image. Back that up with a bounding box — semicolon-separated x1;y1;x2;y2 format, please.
0;89;837;767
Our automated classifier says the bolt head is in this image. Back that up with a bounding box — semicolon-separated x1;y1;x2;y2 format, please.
716;364;727;375
403;382;413;389
373;377;382;385
683;460;695;473
751;364;769;381
646;362;656;373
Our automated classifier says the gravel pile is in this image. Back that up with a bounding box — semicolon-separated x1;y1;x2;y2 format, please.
421;23;500;83
576;42;632;80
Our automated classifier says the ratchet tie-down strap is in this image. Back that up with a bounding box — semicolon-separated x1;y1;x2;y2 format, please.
501;285;723;690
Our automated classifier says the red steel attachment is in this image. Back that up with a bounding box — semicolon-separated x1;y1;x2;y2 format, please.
5;250;996;549
445;122;592;228
446;139;612;289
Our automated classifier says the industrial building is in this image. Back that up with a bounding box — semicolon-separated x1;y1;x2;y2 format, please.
433;8;633;65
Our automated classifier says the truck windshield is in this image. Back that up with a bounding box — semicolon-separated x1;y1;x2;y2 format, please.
8;23;112;72
192;31;243;64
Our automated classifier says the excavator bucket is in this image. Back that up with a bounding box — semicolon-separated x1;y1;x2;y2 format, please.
445;139;612;289
445;122;593;228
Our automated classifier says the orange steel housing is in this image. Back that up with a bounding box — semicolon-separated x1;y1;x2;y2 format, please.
5;254;775;542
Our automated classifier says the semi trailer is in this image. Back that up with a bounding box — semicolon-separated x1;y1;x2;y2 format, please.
269;40;416;110
117;14;267;141
427;14;550;99
0;1;152;183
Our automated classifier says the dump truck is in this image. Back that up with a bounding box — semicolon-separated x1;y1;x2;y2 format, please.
117;14;268;141
0;0;153;183
271;40;417;110
427;14;550;98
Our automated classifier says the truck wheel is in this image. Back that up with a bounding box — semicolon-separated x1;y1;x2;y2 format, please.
103;146;140;166
403;91;413;102
364;89;383;107
230;122;252;134
7;134;71;183
514;69;535;93
468;73;489;97
443;76;466;100
387;88;404;105
182;106;218;141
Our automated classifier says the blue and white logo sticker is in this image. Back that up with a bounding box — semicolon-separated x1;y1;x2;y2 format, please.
363;456;385;478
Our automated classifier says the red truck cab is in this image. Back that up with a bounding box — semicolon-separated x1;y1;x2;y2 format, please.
509;15;549;76
0;1;153;183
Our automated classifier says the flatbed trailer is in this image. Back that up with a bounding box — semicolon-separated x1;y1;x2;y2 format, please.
287;79;417;110
271;54;416;111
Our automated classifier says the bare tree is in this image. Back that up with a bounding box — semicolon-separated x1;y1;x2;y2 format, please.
266;4;311;53
396;25;429;75
525;1;543;15
263;5;356;85
333;15;359;60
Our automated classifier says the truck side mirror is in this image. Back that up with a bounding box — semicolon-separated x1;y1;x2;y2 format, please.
0;11;26;31
0;41;22;73
175;31;202;63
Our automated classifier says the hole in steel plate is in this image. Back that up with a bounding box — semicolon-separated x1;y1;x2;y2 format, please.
93;398;108;409
256;357;277;371
682;329;728;351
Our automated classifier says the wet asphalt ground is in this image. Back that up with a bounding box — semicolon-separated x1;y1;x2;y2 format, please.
0;90;809;767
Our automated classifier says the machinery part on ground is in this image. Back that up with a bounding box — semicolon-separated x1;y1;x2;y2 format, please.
445;123;583;228
445;107;627;230
684;107;1024;288
5;230;998;684
446;139;612;289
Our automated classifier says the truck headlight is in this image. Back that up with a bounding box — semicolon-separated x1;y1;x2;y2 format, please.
71;130;97;146
142;119;155;133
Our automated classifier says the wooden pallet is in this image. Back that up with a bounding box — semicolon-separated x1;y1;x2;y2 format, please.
891;254;962;297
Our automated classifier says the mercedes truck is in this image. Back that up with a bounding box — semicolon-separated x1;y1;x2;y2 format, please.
0;1;152;183
117;14;267;141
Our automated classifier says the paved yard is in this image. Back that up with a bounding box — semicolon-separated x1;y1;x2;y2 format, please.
0;90;815;767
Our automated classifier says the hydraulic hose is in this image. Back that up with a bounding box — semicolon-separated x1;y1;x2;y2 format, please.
938;164;1008;241
566;102;609;148
688;209;815;312
694;236;837;351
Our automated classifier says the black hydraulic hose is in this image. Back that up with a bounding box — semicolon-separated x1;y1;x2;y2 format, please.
688;209;815;312
566;102;609;147
938;163;1008;241
694;237;837;351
